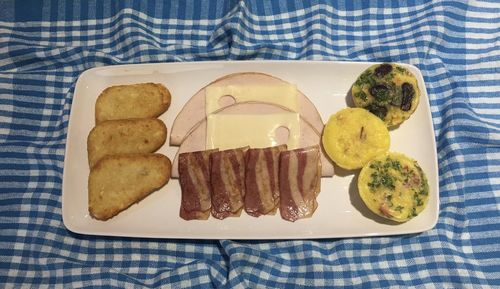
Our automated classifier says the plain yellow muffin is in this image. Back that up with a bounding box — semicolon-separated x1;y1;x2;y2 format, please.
322;108;390;170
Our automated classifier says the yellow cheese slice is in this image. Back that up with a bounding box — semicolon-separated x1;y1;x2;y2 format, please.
206;113;300;150
205;85;298;114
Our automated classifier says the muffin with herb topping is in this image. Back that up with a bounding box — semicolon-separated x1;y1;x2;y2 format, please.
358;152;429;222
352;63;420;127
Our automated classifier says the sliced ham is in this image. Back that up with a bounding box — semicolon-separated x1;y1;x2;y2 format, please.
210;148;247;219
279;146;321;222
178;150;217;220
245;145;286;217
170;72;324;146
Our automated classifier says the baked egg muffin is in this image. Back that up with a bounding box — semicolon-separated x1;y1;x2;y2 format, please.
322;108;390;170
352;63;420;127
358;152;429;222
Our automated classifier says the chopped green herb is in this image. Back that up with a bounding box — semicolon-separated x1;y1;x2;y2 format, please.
369;161;382;170
381;174;395;189
355;70;376;88
383;158;401;171
386;72;396;80
355;90;368;101
419;187;429;196
401;167;416;186
368;158;400;191
414;192;424;206
395;205;404;212
368;170;395;190
395;66;407;74
390;159;402;171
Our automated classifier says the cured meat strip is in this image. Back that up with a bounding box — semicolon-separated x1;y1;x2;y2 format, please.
245;145;286;217
178;150;217;220
279;146;321;222
210;148;247;219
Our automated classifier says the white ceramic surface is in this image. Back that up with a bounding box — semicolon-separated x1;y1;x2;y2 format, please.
62;61;439;239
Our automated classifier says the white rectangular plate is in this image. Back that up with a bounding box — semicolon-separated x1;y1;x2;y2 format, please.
62;61;439;239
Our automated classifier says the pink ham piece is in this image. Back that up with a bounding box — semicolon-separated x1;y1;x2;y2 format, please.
279;146;321;222
210;148;247;219
170;72;325;146
245;145;286;217
178;149;217;220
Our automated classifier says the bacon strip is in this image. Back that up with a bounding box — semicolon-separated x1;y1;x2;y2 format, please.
210;148;247;219
279;146;321;222
178;150;217;220
245;145;286;217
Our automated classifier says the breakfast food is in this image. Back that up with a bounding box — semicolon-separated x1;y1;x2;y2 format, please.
87;118;167;168
245;145;286;217
177;145;321;221
358;152;429;222
171;102;334;178
210;147;247;219
352;63;420;127
279;146;321;222
178;149;217;220
88;153;172;221
170;72;324;145
169;72;335;178
95;83;171;124
170;72;336;229
88;82;172;221
322;108;390;170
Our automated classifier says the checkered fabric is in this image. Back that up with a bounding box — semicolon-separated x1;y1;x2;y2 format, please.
1;0;499;288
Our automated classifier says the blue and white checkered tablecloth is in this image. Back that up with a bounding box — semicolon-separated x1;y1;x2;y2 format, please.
1;0;499;288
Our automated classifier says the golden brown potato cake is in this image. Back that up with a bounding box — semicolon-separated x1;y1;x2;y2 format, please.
88;153;171;221
87;118;167;168
95;83;171;124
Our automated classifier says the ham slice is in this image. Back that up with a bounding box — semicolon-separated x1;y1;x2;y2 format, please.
170;72;324;146
245;145;286;217
210;148;247;219
279;146;321;222
178;150;217;220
